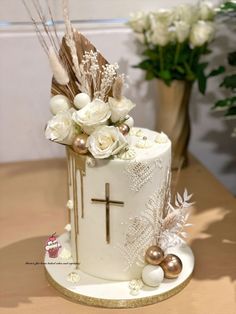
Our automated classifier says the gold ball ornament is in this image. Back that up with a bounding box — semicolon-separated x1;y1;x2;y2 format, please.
160;254;183;279
145;245;164;265
118;123;130;136
72;134;88;154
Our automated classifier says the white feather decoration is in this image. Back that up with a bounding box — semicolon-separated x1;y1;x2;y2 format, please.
48;46;70;85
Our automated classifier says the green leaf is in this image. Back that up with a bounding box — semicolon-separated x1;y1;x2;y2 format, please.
158;70;172;83
143;49;159;61
220;74;236;89
174;65;185;74
214;99;230;108
225;106;236;116
227;52;236;66
214;97;236;108
220;2;236;11
207;66;225;78
145;71;155;80
197;63;208;94
133;59;154;72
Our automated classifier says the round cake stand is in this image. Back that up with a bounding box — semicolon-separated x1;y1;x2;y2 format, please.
45;233;194;308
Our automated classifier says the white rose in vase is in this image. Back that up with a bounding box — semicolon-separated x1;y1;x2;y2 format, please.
199;1;215;21
72;98;111;135
190;21;215;47
87;126;128;159
149;22;170;46
154;9;174;26
108;97;136;123
174;21;190;43
45;109;76;145
129;12;149;33
174;4;198;25
148;13;170;46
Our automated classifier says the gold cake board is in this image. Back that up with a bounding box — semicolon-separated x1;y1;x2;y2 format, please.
44;233;194;309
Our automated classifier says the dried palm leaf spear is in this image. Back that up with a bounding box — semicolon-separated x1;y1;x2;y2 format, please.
23;0;114;103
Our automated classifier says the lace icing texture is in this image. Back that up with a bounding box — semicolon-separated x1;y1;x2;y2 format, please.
125;158;163;192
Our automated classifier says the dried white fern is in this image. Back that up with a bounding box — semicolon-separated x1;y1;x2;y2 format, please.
120;179;193;269
158;189;194;251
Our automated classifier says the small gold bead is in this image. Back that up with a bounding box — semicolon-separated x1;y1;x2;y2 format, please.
72;134;88;154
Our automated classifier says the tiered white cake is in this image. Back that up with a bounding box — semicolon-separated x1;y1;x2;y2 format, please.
67;128;171;280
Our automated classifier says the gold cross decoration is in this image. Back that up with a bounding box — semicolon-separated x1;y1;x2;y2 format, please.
91;183;124;244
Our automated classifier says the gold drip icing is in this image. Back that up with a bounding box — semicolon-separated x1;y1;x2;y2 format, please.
67;148;86;219
66;148;87;267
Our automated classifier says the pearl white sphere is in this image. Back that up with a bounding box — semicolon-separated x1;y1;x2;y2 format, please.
74;93;90;109
50;95;71;115
142;265;164;287
125;115;134;128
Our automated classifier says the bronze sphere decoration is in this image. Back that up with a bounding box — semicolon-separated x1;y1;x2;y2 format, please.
145;245;164;266
160;254;183;279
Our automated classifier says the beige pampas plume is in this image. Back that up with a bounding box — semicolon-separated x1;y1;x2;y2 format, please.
62;0;82;83
48;46;70;85
112;75;124;100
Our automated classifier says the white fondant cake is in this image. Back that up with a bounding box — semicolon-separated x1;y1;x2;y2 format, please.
67;128;171;280
27;1;194;304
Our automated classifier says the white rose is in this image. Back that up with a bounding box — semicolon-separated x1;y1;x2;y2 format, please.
150;28;170;46
72;99;111;135
87;126;127;159
174;4;198;25
174;21;190;43
190;21;215;47
150;24;170;46
199;1;215;20
45;110;76;145
154;9;174;26
108;97;136;123
129;12;149;33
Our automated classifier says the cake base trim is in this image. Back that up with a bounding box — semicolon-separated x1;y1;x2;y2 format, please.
44;233;194;308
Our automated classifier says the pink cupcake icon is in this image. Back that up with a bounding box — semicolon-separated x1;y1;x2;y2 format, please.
45;233;61;258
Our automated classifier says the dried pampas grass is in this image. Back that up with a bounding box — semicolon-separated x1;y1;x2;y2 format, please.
49;47;70;85
62;0;82;86
112;76;124;101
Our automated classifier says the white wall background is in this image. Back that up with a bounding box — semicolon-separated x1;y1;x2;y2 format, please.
0;0;235;195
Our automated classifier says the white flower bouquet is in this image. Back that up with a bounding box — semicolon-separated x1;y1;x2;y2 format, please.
128;1;224;93
25;1;136;159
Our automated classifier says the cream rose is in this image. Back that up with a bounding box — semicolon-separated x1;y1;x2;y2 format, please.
108;97;136;123
174;4;198;25
154;9;174;26
87;126;127;159
199;1;215;21
190;21;215;47
174;21;190;43
72;98;111;135
149;16;170;46
129;12;149;33
45;110;76;145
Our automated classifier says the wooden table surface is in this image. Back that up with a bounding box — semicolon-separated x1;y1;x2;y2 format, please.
0;155;236;314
